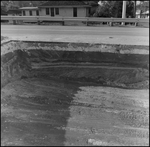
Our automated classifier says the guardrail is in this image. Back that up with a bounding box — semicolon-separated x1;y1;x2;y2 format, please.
1;16;149;27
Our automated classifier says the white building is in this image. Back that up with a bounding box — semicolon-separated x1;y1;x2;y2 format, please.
20;7;39;16
19;1;91;17
142;10;149;18
136;10;149;18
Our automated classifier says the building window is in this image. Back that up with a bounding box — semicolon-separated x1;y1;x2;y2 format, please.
46;8;49;15
89;8;91;15
36;10;39;16
29;10;32;16
73;7;77;17
55;8;59;15
23;10;25;16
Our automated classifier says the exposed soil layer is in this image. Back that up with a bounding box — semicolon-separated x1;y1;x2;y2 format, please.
1;41;149;89
1;41;149;146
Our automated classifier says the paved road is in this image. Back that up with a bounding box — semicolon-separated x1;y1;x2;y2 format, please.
1;25;149;45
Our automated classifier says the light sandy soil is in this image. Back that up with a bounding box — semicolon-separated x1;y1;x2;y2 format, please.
1;77;149;146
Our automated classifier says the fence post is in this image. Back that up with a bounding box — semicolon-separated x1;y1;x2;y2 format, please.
12;17;17;25
37;17;40;25
38;21;40;25
135;19;138;27
86;18;89;26
13;20;17;25
20;20;23;25
109;17;113;26
62;18;64;26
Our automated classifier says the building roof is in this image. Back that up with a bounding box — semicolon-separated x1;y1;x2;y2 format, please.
9;4;19;8
39;1;91;7
85;1;99;6
19;7;39;10
7;9;21;14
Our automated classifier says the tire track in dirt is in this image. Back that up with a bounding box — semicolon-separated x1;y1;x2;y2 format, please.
1;75;149;146
64;86;149;146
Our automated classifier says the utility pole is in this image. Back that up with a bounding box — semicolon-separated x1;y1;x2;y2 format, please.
122;1;127;25
134;0;137;18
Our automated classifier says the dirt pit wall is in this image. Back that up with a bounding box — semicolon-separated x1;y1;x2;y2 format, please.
1;41;149;89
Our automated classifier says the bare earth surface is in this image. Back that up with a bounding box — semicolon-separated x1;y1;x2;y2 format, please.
1;25;149;146
1;77;149;146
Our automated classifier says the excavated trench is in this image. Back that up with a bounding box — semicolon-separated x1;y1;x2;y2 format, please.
1;41;149;146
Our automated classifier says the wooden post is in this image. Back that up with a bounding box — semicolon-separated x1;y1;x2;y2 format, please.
86;18;88;26
37;21;40;25
62;21;65;26
13;20;16;25
62;18;64;26
109;22;112;26
20;20;23;25
109;17;113;26
37;17;40;25
135;19;138;27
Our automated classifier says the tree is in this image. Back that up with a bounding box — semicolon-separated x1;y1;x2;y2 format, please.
136;1;149;12
95;1;135;18
1;1;43;8
94;1;114;17
126;1;135;18
134;0;137;18
133;1;149;17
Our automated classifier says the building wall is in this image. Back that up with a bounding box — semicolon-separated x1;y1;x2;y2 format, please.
39;7;87;17
60;7;73;17
77;7;87;17
39;8;46;16
22;10;38;16
21;7;89;17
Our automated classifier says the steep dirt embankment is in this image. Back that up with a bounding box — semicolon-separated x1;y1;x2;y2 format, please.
1;41;149;89
1;49;31;87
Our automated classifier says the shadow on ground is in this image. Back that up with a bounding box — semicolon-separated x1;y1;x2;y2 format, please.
1;77;79;146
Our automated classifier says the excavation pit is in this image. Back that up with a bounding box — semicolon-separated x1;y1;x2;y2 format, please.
1;41;149;146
